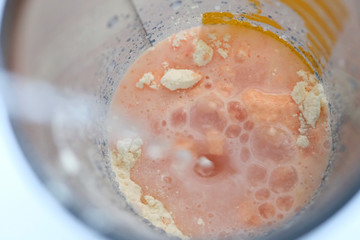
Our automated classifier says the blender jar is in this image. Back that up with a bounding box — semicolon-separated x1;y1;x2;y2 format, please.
1;0;360;239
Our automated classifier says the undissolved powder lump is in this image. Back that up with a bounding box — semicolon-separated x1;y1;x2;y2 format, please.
108;25;331;239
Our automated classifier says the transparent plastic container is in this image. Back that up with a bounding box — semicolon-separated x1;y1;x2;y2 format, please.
1;0;360;239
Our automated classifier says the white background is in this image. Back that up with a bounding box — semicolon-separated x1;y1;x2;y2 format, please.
1;1;360;239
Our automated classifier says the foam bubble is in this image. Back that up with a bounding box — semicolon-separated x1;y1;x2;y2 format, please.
269;166;298;193
190;95;227;133
255;188;270;201
251;125;295;163
240;133;250;144
194;156;216;177
240;147;251;162
225;124;242;138
258;203;276;219
244;121;255;131
246;164;267;187
170;107;187;127
227;101;248;122
276;195;294;211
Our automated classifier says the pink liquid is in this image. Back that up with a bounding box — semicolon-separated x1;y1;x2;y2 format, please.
109;25;330;238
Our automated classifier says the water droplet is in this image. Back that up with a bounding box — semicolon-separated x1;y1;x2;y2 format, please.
107;15;119;28
170;0;182;10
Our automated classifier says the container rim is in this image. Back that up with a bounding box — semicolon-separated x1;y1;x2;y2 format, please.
1;1;359;240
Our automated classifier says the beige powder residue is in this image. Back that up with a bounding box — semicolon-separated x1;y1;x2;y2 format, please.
173;32;187;48
111;138;189;240
161;68;202;91
207;33;217;40
207;33;231;59
193;39;214;66
217;48;228;59
136;73;158;89
296;135;309;148
223;33;231;42
197;218;205;226
291;70;328;148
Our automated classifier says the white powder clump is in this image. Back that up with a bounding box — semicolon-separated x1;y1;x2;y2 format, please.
303;87;322;128
291;81;308;105
207;33;217;40
217;48;228;59
223;43;231;49
298;114;307;134
207;33;231;58
161;68;202;91
142;195;189;239
223;33;231;42
115;138;143;177
197;218;205;226
162;61;169;69
297;69;317;85
213;40;222;48
136;73;158;89
173;32;187;48
236;46;250;62
112;138;188;240
193;39;214;66
149;84;159;90
291;70;328;148
292;70;327;128
297;135;309;148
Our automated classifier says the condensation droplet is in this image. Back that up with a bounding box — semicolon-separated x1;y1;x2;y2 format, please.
170;0;182;10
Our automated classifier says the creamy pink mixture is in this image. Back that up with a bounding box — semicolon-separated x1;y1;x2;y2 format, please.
109;25;330;238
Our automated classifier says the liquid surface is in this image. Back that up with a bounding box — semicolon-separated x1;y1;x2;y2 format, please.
109;25;330;238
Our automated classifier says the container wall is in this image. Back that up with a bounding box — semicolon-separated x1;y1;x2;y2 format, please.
2;0;360;239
